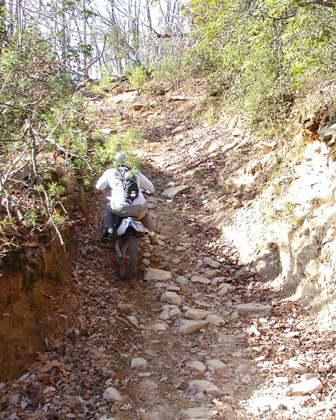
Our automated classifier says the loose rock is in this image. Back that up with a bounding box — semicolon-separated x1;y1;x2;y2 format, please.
191;275;211;285
160;291;182;306
144;268;172;281
188;380;222;396
179;319;208;335
204;257;221;269
186;360;207;373
234;303;272;315
287;377;323;396
103;387;124;402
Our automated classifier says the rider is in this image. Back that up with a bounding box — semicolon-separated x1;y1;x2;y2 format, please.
96;152;157;238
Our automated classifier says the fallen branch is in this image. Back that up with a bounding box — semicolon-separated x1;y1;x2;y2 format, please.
41;186;65;247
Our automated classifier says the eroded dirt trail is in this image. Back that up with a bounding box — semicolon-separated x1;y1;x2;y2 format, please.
0;138;263;419
1;89;336;420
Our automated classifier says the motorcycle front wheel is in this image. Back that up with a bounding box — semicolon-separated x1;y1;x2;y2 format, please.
116;234;139;279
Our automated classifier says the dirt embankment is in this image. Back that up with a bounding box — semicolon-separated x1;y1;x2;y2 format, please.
0;236;78;380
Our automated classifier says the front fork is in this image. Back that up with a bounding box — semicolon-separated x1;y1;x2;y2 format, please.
115;240;123;260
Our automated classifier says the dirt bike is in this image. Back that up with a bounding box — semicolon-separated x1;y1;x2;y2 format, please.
113;216;149;279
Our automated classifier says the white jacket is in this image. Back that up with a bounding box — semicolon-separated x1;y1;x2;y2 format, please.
95;166;154;208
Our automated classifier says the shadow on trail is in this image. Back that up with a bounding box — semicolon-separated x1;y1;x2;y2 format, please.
88;158;275;419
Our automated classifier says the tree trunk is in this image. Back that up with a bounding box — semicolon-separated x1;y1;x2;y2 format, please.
0;0;6;50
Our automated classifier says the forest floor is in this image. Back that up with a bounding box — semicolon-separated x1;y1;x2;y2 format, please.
1;81;336;419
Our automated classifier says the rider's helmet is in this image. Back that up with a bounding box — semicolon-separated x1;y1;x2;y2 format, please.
114;151;127;167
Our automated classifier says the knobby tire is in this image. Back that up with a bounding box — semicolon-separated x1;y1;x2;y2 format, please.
116;234;139;279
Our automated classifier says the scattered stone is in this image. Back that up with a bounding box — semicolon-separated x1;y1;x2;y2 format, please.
142;258;151;266
287;358;306;373
159;309;170;320
191;275;211;285
301;372;317;381
234;303;272;315
189;379;222;396
131;357;147;369
138;372;151;378
185;308;210;320
144;268;172;281
126;316;139;327
179;319;208;335
161;185;189;198
318;122;336;140
166;285;180;292
206;314;225;326
218;283;233;296
103;387;124;402
195;300;211;309
169;307;181;319
160;291;182;306
162;304;178;311
146;322;167;331
204;268;220;278
205;359;227;372
287;377;323;396
213;276;225;282
186;360;207;373
139;379;158;391
175;246;186;252
204;257;221;268
176;275;188;286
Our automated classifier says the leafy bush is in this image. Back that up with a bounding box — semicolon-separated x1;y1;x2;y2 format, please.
188;0;336;129
83;128;145;189
0;30;93;261
128;66;148;89
87;74;115;95
152;52;191;87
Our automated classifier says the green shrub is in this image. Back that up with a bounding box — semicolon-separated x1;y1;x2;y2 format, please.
128;66;148;89
0;30;93;261
189;0;336;130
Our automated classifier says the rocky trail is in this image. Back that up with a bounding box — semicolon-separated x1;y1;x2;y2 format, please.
1;86;336;419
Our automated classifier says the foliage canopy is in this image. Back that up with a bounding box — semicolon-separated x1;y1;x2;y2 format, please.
188;0;336;127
